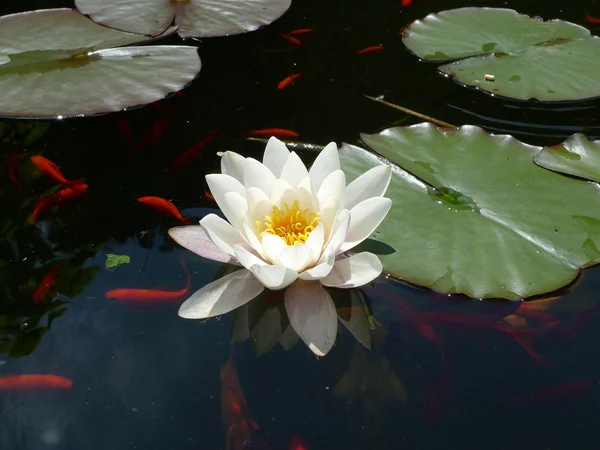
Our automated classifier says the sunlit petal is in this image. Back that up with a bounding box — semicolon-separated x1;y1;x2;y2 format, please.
244;157;276;197
285;280;338;356
309;142;340;190
339;197;392;252
321;252;382;288
233;245;298;290
299;252;334;280
168;224;239;265
261;233;287;265
345;165;392;210
321;209;350;261
178;269;264;319
304;223;324;266
280;151;309;189
205;173;246;223
277;244;312;273
221;151;246;184
263;137;291;177
317;170;346;213
199;213;248;257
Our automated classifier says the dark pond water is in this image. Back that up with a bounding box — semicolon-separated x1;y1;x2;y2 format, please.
2;0;600;448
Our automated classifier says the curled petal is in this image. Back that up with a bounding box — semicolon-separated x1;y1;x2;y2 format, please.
309;142;340;191
221;151;246;184
304;223;325;267
317;170;346;212
339;197;392;253
178;269;264;319
345;165;392;210
321;209;350;262
246;187;272;226
284;280;338;356
321;252;383;288
299;252;335;280
277;244;312;273
206;174;246;225
280;151;309;189
263;137;290;177
168;224;239;265
199;214;249;258
233;245;298;290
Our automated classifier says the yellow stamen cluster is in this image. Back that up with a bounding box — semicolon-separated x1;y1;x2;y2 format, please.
256;201;320;246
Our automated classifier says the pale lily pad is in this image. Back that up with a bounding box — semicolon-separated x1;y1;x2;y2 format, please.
402;8;600;101
339;124;600;300
0;9;200;118
534;134;600;182
75;0;292;38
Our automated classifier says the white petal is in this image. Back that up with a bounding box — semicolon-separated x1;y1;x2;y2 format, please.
339;197;392;252
321;253;383;288
263;137;290;177
233;245;298;290
244;158;276;196
221;151;246;184
285;280;338;356
296;177;318;212
178;269;264;319
299;253;335;280
280;152;309;189
318;199;339;243
317;170;346;213
168;224;239;265
261;233;287;265
270;178;296;210
199;214;248;257
246;187;272;226
309;142;340;191
205;173;246;225
223;192;249;232
241;221;266;258
321;209;350;262
304;223;324;266
277;244;312;273
345;165;392;210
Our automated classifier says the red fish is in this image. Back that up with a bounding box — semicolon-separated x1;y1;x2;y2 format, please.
508;380;597;404
7;147;22;190
247;128;300;139
30;183;88;223
402;0;413;6
170;129;220;171
391;299;439;343
105;269;190;303
132;119;170;154
287;28;313;36
221;357;271;450
0;374;73;390
585;13;600;24
425;356;452;424
289;436;308;450
280;33;302;46
278;73;303;90
355;45;384;55
116;119;136;148
32;262;62;304
30;156;83;187
137;196;193;224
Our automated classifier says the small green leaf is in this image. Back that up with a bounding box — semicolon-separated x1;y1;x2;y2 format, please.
105;254;130;269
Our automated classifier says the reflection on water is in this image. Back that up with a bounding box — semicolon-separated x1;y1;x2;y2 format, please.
2;0;600;448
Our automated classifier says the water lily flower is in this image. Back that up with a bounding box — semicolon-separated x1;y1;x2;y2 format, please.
169;137;392;356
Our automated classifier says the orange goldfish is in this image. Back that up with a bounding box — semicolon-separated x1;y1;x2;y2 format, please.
32;262;61;304
0;374;73;390
30;155;83;187
278;73;304;90
30;183;88;223
137;196;194;224
105;269;190;303
355;45;384;55
247;128;300;139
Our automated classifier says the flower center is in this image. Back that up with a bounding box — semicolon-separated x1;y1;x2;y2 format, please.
256;201;320;246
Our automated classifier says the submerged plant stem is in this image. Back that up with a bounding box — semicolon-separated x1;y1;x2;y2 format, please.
365;96;456;129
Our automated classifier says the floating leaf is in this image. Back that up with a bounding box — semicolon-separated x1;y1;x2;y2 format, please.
105;254;130;269
402;8;600;101
339;124;600;300
534;134;600;183
75;0;292;38
0;9;200;118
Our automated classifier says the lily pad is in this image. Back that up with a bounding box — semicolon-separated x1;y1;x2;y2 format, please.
0;9;201;118
75;0;292;38
105;253;130;269
534;134;600;182
339;124;600;300
402;8;600;101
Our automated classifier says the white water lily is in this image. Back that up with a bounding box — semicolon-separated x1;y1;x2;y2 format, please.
169;137;392;356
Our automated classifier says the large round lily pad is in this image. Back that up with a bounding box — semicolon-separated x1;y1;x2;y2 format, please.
339;124;600;300
534;134;600;183
402;7;600;101
0;9;201;118
75;0;292;38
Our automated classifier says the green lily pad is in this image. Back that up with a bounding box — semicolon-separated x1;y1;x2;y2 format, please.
339;124;600;300
402;8;600;101
0;9;200;118
75;0;292;38
534;134;600;182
